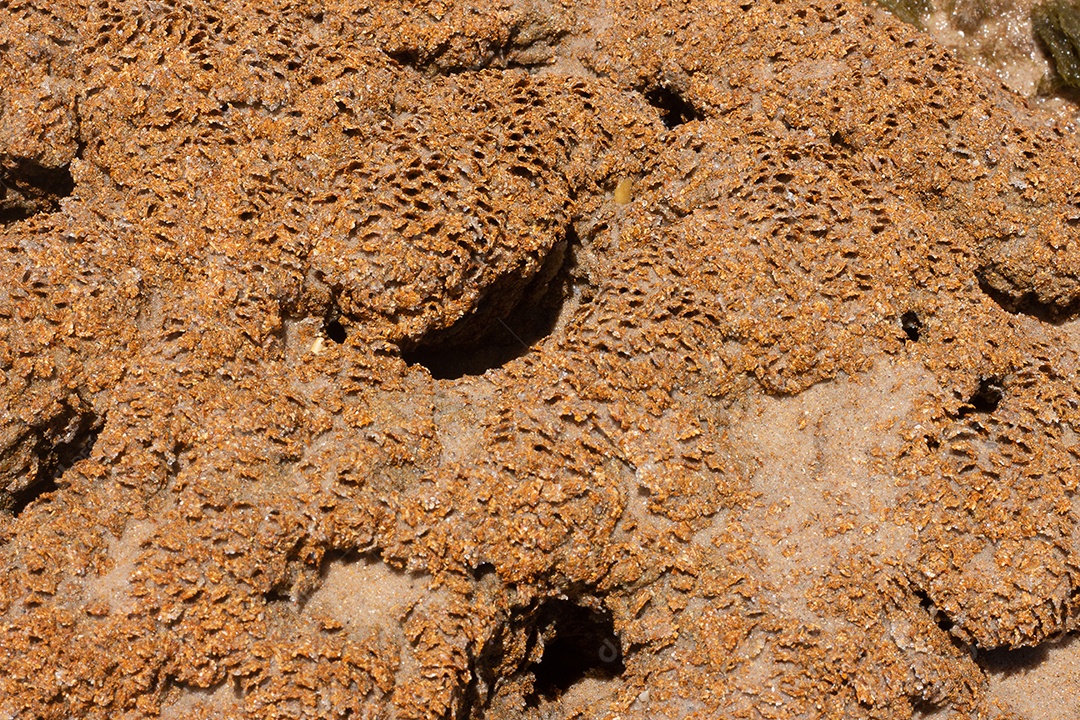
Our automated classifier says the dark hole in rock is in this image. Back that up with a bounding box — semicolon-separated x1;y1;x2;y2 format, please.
402;228;579;380
323;301;348;343
325;319;347;343
644;85;700;129
912;587;957;635
470;562;497;581
901;310;922;342
11;410;103;517
910;696;947;717
829;130;856;150
976;271;1080;324
263;584;292;603
0;157;76;224
958;377;1004;417
909;586;979;670
525;599;624;705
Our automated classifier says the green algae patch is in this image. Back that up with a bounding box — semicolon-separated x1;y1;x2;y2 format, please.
874;0;932;27
1033;0;1080;89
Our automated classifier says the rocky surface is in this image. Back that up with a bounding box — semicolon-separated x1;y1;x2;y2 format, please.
921;0;1053;100
3;0;1080;718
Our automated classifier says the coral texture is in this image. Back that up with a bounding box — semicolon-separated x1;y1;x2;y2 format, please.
3;0;1080;718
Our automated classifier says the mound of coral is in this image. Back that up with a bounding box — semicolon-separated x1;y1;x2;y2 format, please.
3;0;1080;718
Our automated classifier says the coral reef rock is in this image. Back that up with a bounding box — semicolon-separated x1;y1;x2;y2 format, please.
4;0;1080;718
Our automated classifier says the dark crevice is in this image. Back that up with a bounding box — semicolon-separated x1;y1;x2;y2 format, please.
0;156;76;224
910;583;994;691
457;595;624;719
470;562;497;581
900;310;922;342
912;585;970;655
10;408;103;517
909;697;947;717
322;299;347;343
957;377;1004;418
458;622;511;720
829;129;858;152
263;585;292;603
977;271;1080;324
907;585;981;716
913;587;956;635
402;227;580;380
525;600;624;704
644;85;700;129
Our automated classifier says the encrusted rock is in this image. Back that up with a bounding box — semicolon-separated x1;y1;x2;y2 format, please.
3;1;1080;718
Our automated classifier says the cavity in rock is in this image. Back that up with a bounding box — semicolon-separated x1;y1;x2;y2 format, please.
403;230;580;380
644;86;699;129
901;310;922;342
526;599;625;704
11;409;102;517
0;156;76;224
958;377;1004;417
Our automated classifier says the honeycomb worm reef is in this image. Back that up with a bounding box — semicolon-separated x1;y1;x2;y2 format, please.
3;0;1080;718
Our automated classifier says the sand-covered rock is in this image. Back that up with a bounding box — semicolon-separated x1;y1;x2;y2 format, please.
3;1;1080;718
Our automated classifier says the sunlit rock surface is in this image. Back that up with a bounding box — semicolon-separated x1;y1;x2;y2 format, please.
3;1;1080;718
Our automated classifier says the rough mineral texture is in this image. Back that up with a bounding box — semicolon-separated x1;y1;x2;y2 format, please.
3;0;1080;718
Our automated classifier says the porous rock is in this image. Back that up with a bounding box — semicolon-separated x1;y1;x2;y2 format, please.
2;0;1080;718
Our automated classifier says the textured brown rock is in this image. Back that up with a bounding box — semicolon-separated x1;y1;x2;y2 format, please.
3;0;1080;718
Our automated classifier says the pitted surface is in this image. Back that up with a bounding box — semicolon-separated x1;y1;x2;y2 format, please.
3;1;1080;718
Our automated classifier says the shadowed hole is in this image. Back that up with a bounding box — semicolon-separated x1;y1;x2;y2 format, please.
913;587;955;634
402;229;580;380
470;562;497;581
901;310;922;342
910;696;948;718
458;594;625;717
977;271;1080;324
323;300;348;344
0;157;76;224
526;599;625;705
977;643;1050;676
829;130;856;150
11;409;103;517
957;377;1003;417
325;319;347;344
644;86;700;129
